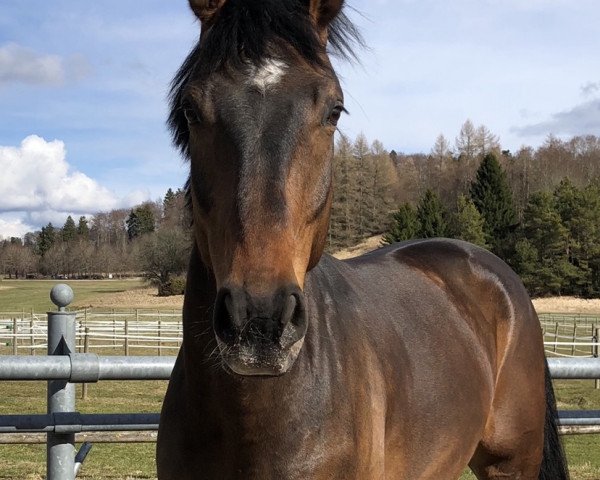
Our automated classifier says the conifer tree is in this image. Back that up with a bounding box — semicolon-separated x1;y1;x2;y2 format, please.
416;189;447;238
470;153;516;255
520;191;574;295
512;239;539;293
62;216;77;242
126;204;156;240
452;195;488;248
38;223;56;257
382;203;419;244
77;216;90;239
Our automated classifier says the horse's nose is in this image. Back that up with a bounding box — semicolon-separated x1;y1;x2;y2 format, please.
213;285;307;347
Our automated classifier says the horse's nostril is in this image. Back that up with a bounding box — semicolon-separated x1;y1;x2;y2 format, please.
280;295;297;327
214;290;237;344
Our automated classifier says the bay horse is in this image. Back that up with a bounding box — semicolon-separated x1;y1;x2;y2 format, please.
157;1;569;478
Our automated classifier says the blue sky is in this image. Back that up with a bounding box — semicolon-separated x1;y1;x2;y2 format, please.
1;0;599;237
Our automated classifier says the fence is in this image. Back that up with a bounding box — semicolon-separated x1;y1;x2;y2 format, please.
0;309;182;356
1;287;600;479
4;311;599;358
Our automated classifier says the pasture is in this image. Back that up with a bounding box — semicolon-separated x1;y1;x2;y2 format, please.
1;280;600;479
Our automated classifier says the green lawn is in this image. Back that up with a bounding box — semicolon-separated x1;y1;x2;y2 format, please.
0;279;146;313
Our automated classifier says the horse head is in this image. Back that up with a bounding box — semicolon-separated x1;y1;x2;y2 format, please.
170;0;355;376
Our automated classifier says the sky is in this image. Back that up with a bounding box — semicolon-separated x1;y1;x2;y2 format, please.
1;0;599;238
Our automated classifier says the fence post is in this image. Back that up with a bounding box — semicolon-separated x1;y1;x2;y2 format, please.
553;323;559;353
47;284;76;480
158;319;162;357
595;326;599;390
12;318;17;355
571;323;577;357
30;318;35;356
125;319;130;356
82;327;90;400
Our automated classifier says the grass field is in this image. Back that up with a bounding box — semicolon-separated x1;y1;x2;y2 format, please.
1;279;600;479
0;279;148;313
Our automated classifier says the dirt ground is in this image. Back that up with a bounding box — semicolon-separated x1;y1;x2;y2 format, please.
84;287;184;309
332;235;384;260
532;297;600;314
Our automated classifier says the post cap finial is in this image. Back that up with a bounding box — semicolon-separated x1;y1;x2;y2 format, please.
50;284;74;310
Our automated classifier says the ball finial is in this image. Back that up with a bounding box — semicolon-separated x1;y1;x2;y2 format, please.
50;284;74;310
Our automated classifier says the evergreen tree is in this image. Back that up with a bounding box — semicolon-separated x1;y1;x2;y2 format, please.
164;188;176;209
382;203;419;244
38;223;56;257
126;210;139;240
520;191;574;295
77;216;90;239
416;190;447;238
452;195;488;247
126;204;156;240
62;216;77;242
469;153;516;255
512;239;539;293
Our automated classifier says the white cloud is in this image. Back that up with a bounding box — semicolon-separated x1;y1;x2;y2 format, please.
0;135;150;236
0;43;91;87
0;217;35;239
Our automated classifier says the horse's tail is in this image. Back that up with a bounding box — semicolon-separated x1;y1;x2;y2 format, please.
539;360;569;480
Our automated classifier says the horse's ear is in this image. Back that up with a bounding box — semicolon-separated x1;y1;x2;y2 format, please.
188;0;227;25
306;0;344;31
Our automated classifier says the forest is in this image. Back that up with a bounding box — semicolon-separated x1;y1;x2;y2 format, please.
1;119;600;297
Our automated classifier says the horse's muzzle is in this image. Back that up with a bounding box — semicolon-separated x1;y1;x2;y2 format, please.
213;285;308;376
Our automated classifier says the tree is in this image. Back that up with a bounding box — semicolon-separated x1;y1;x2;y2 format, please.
382;203;419;244
329;134;358;250
38;223;56;257
77;216;90;239
474;125;500;157
364;139;396;235
518;191;575;295
126;204;156;240
416;190;447;238
455;119;477;163
62;216;77;242
452;195;488;248
137;228;191;296
352;133;371;238
469;153;516;256
431;134;452;162
0;242;35;278
512;239;539;293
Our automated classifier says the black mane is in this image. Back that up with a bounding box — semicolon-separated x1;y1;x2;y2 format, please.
168;0;362;157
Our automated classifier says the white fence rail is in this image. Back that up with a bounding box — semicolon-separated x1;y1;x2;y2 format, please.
2;310;600;358
1;309;182;356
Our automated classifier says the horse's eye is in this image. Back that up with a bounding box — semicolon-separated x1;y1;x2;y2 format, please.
327;104;345;127
183;104;201;125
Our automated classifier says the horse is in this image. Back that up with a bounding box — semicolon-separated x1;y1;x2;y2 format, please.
157;1;569;478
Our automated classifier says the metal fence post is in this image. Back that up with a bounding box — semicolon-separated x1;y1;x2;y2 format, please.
47;284;76;480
